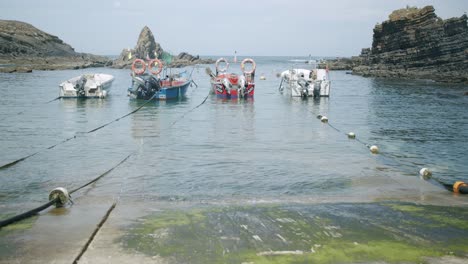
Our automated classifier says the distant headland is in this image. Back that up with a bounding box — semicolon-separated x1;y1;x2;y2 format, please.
324;6;468;83
0;20;213;73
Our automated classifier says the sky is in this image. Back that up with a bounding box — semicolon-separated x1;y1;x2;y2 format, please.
0;0;466;57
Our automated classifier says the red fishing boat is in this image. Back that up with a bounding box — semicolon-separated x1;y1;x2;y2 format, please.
207;58;256;99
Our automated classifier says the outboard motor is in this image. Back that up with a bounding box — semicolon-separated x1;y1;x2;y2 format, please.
75;76;87;97
313;80;322;98
297;78;309;98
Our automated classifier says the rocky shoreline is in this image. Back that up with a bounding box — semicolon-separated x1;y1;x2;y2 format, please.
0;20;112;73
324;6;468;83
0;20;213;73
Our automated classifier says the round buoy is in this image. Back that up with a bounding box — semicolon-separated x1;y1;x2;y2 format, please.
49;187;70;208
347;132;356;139
320;116;328;123
260;75;266;80
370;145;379;154
419;168;432;180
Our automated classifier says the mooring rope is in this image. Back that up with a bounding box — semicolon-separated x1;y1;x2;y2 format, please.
0;89;213;228
72;202;117;264
315;113;467;194
0;95;158;170
0;154;130;229
0;96;62;122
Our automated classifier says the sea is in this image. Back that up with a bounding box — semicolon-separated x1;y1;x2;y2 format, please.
0;56;467;213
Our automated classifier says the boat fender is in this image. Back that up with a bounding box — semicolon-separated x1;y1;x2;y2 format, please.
241;58;256;75
347;132;356;139
370;145;379;154
148;59;163;75
49;187;70;207
132;59;146;75
453;181;468;194
320;116;328;123
215;58;229;73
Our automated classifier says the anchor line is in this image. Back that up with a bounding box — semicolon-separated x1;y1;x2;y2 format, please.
0;91;213;228
168;92;210;129
0;94;158;170
315;112;466;194
72;202;117;264
0;154;131;229
0;96;62;122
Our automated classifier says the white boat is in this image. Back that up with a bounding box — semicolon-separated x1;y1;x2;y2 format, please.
279;66;330;98
59;73;114;98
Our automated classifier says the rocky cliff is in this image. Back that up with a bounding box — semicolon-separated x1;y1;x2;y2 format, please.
0;20;111;73
351;6;468;83
112;26;213;69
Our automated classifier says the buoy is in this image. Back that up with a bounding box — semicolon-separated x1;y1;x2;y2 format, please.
419;168;432;180
453;181;468;194
369;145;379;154
347;132;356;139
260;75;266;80
320;116;328;123
49;187;70;207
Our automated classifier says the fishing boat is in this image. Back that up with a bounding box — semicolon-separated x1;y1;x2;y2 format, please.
59;73;114;98
279;65;331;98
127;58;191;100
207;58;256;99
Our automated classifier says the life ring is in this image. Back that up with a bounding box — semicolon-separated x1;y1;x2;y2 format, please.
132;59;146;75
148;59;163;75
215;58;229;73
241;58;256;75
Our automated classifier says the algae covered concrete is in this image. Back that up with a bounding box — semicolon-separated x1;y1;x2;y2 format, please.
2;185;468;263
108;202;468;264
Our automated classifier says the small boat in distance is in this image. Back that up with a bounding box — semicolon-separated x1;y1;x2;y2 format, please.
279;61;331;98
127;58;191;100
207;58;256;99
59;73;114;98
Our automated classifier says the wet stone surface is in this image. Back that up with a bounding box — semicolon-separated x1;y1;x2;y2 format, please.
119;202;468;264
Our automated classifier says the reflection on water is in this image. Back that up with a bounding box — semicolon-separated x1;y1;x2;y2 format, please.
0;61;467;208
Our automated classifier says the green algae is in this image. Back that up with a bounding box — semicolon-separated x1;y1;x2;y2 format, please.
0;214;36;234
120;203;468;264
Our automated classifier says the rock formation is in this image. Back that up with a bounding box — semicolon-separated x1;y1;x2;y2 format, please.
113;26;213;69
0;20;111;73
350;6;468;83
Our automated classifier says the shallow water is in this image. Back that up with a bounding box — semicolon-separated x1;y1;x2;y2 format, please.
0;56;467;211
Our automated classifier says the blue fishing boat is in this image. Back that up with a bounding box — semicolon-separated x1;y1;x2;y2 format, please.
128;58;191;100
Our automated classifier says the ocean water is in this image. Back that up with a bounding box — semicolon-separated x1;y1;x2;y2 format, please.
0;56;467;211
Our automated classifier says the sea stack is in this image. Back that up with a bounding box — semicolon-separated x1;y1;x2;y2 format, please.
113;26;213;69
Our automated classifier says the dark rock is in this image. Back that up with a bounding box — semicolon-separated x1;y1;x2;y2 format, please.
0;20;111;72
349;6;468;83
112;26;214;69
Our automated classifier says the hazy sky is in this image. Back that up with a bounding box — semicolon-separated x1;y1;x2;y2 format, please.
1;0;466;57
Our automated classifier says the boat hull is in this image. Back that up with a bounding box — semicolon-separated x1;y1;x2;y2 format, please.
128;76;190;100
279;69;330;98
59;73;114;98
210;73;255;99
